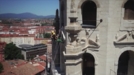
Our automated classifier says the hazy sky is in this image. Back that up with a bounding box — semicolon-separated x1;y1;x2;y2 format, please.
0;0;59;16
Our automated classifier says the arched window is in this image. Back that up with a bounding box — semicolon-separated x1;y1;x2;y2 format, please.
82;53;95;75
117;51;130;75
124;0;134;20
81;1;97;28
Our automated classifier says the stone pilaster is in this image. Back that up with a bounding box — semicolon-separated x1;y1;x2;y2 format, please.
64;0;83;75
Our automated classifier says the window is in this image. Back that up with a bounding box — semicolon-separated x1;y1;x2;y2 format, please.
124;0;134;20
81;1;97;28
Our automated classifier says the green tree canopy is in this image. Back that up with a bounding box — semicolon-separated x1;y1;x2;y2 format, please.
44;33;51;38
0;63;3;73
4;42;24;60
2;20;12;24
41;23;47;26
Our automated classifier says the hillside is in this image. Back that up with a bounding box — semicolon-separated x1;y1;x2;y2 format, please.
0;13;55;19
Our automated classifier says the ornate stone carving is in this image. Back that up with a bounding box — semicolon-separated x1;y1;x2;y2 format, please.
114;31;134;45
85;29;91;36
76;36;100;49
96;34;99;43
88;38;100;48
83;29;100;48
65;0;82;54
71;0;75;9
65;0;82;46
115;33;118;40
68;34;78;45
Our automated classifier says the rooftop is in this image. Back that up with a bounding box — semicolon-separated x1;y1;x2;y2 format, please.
1;59;45;75
19;43;47;51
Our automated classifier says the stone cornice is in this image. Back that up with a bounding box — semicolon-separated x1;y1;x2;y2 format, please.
65;58;82;65
114;41;134;45
63;50;85;57
63;45;99;58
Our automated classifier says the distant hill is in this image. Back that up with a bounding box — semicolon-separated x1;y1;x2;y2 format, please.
0;13;55;19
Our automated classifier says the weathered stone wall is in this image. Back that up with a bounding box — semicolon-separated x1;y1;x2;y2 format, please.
65;0;109;75
58;0;134;75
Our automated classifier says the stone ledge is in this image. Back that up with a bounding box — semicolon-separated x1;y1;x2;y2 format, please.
63;45;99;58
65;45;82;54
63;50;84;57
87;48;99;51
65;58;82;65
114;41;134;45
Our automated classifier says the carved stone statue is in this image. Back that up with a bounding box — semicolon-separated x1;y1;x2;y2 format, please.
114;31;134;45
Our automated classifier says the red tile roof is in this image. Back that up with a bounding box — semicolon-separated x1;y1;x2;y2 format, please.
0;24;54;39
10;63;41;75
1;60;45;75
39;55;46;61
35;64;44;72
38;62;46;67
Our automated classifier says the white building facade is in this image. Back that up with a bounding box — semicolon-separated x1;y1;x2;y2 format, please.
0;37;35;46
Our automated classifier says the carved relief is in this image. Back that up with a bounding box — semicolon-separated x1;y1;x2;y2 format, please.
88;38;100;48
68;34;78;46
64;28;100;56
76;29;100;49
71;0;75;9
114;31;134;45
85;29;91;37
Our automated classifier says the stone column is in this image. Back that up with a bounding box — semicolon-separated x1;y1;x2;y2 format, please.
64;0;82;75
66;62;82;75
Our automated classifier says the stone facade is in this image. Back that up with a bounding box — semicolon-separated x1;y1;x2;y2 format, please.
55;0;134;75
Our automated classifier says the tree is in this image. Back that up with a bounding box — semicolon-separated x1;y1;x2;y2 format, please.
0;63;3;73
4;42;24;60
41;23;47;26
2;20;12;24
44;33;51;38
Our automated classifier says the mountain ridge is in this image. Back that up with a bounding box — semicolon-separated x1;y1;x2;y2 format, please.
0;13;55;19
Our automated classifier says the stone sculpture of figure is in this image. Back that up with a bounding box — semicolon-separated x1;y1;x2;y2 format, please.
127;31;133;41
115;33;118;40
85;29;90;36
71;0;75;9
132;31;134;37
96;34;99;43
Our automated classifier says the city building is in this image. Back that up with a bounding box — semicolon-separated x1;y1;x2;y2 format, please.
19;44;47;60
0;42;6;62
34;54;46;62
52;0;134;75
0;25;54;46
0;36;35;46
